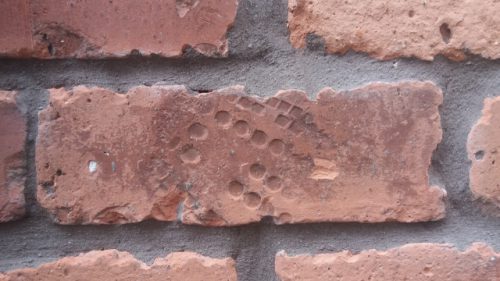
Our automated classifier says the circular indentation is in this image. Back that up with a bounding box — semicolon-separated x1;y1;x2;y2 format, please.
234;120;250;137
228;180;244;197
215;111;231;127
475;150;485;160
275;213;292;224
439;23;451;44
408;10;415;17
249;163;266;179
188;123;208;140
88;160;98;173
266;176;282;192
269;139;285;155
243;192;261;208
251;130;268;147
180;147;201;164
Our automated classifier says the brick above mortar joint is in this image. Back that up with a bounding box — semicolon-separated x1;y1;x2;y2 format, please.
35;82;445;225
276;243;500;281
0;0;238;58
0;91;27;223
288;0;500;61
0;250;237;281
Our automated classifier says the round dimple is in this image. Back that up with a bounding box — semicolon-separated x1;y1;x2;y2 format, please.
228;180;244;197
234;120;250;137
215;111;232;127
188;123;208;140
251;130;268;147
243;192;261;208
275;213;292;224
249;163;266;179
266;176;282;191
475;150;485;160
180;147;201;164
269;139;285;155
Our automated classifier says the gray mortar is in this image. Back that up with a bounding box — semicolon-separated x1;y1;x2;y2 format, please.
0;0;500;280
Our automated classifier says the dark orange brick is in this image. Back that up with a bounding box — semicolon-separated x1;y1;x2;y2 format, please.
0;91;26;222
276;243;500;281
36;82;445;225
0;0;238;58
1;250;236;281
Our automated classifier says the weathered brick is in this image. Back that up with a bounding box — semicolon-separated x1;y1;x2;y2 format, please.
36;82;445;225
468;97;500;209
275;243;500;281
0;250;236;281
0;0;237;58
288;0;500;61
0;92;26;222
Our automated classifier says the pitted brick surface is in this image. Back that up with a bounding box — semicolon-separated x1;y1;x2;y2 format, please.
276;243;500;281
0;250;236;281
468;97;500;209
288;0;500;61
36;82;445;225
0;0;237;58
0;92;26;222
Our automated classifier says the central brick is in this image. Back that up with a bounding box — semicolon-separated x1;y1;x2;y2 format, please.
36;82;445;225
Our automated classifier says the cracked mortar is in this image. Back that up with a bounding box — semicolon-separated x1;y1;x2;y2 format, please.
0;0;499;280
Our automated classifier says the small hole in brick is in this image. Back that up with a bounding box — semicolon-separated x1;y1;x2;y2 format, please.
408;10;415;17
87;98;92;103
474;150;484;160
47;43;55;56
439;23;451;44
56;169;63;176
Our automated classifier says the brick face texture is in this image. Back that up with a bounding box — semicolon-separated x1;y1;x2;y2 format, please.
275;243;500;281
0;250;236;281
0;0;238;58
288;0;500;61
468;97;500;209
36;82;445;225
0;92;26;222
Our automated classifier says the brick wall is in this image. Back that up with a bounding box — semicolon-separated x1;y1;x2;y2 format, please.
0;0;499;280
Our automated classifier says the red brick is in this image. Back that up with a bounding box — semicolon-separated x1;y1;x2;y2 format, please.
468;97;500;209
288;0;500;61
36;82;445;225
275;243;500;281
0;92;26;222
0;250;236;281
0;0;238;58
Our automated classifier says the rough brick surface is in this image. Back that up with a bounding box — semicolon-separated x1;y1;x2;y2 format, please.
0;92;26;222
0;250;236;281
288;0;500;61
36;82;445;225
468;97;500;209
0;0;237;58
275;243;500;281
